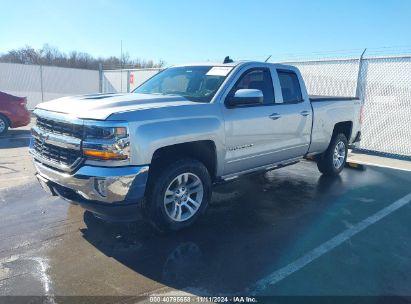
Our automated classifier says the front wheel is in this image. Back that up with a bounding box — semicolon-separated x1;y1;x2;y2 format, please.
146;159;212;232
317;133;348;176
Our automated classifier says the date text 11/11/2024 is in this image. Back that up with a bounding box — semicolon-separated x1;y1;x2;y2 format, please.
149;296;258;303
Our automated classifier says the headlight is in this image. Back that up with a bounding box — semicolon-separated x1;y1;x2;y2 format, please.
84;125;128;140
83;122;130;162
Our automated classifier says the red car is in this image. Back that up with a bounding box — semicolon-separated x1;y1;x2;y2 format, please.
0;91;31;135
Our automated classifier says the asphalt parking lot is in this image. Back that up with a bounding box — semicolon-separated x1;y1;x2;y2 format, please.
1;126;411;300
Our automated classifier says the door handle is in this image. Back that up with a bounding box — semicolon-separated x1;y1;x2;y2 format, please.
300;110;310;116
269;113;281;120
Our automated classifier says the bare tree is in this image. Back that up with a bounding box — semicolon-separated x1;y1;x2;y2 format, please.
0;44;165;70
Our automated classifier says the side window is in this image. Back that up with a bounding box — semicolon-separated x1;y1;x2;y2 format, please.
278;70;303;103
231;69;275;104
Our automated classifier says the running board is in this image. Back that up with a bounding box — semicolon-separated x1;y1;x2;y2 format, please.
216;158;302;184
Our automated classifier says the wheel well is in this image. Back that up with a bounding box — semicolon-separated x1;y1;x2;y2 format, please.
0;113;10;126
332;121;352;140
150;141;217;181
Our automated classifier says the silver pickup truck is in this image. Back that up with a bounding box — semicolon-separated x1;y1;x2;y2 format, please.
30;61;362;231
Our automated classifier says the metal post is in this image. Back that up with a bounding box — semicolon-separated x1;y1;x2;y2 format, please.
98;63;103;93
127;70;130;93
39;64;44;102
355;48;367;99
120;40;123;93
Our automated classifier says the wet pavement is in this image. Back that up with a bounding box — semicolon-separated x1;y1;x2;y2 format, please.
1;141;411;299
0;122;34;190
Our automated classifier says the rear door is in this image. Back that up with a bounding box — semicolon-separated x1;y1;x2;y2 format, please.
268;68;312;158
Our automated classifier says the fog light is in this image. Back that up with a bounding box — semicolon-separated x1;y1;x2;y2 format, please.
94;178;107;197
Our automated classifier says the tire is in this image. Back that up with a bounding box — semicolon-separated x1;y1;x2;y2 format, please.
0;114;9;136
146;158;212;232
317;133;348;176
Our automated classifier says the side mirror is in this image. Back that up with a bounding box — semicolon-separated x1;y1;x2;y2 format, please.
226;89;264;107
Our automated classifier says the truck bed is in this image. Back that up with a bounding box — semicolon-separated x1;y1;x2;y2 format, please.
309;95;360;102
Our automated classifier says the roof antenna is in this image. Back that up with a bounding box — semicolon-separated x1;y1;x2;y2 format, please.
223;56;233;64
264;55;272;62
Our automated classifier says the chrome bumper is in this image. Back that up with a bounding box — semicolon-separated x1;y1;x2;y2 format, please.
33;160;149;203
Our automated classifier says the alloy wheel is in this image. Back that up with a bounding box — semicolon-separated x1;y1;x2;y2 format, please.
333;141;346;169
163;172;204;222
0;118;5;133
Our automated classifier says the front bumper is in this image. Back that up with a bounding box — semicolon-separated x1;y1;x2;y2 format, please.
33;159;149;205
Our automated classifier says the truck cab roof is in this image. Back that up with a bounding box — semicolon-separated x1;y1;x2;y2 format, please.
171;60;297;71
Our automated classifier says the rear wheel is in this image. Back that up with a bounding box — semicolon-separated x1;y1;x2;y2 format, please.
146;158;211;232
0;115;9;136
317;133;348;176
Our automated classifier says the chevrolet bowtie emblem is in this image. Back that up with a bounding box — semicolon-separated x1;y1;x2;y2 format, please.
39;133;49;144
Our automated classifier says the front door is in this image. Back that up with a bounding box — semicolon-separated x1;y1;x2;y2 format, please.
222;67;312;176
223;68;281;175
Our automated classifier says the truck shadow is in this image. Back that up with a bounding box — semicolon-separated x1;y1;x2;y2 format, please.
3;129;31;137
0;130;31;149
80;168;346;295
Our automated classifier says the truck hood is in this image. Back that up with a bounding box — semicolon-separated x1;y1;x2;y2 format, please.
35;93;195;120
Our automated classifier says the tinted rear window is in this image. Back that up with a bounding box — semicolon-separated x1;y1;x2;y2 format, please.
278;70;303;103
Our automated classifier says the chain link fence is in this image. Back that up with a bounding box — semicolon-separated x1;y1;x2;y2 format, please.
104;56;411;158
285;59;360;97
284;53;411;158
1;51;411;158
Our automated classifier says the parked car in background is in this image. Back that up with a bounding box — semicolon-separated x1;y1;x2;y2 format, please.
0;91;31;136
30;61;362;231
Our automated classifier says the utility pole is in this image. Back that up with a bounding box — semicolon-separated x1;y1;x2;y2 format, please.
120;40;123;93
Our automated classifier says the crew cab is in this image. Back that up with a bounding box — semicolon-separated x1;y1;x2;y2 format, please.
29;61;362;231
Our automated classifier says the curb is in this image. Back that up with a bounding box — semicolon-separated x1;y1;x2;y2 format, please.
305;156;366;170
346;160;366;170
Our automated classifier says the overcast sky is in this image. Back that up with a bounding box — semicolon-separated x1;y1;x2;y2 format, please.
1;0;411;64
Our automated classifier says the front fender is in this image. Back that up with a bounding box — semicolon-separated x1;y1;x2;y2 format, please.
136;117;223;164
109;104;226;176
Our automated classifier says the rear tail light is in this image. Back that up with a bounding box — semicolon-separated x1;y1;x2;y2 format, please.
20;98;27;106
19;98;27;109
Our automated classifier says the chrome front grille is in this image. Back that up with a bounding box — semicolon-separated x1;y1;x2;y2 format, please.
30;110;84;172
33;138;81;167
36;116;84;139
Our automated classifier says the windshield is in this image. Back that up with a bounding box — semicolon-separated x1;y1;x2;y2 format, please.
133;66;232;103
